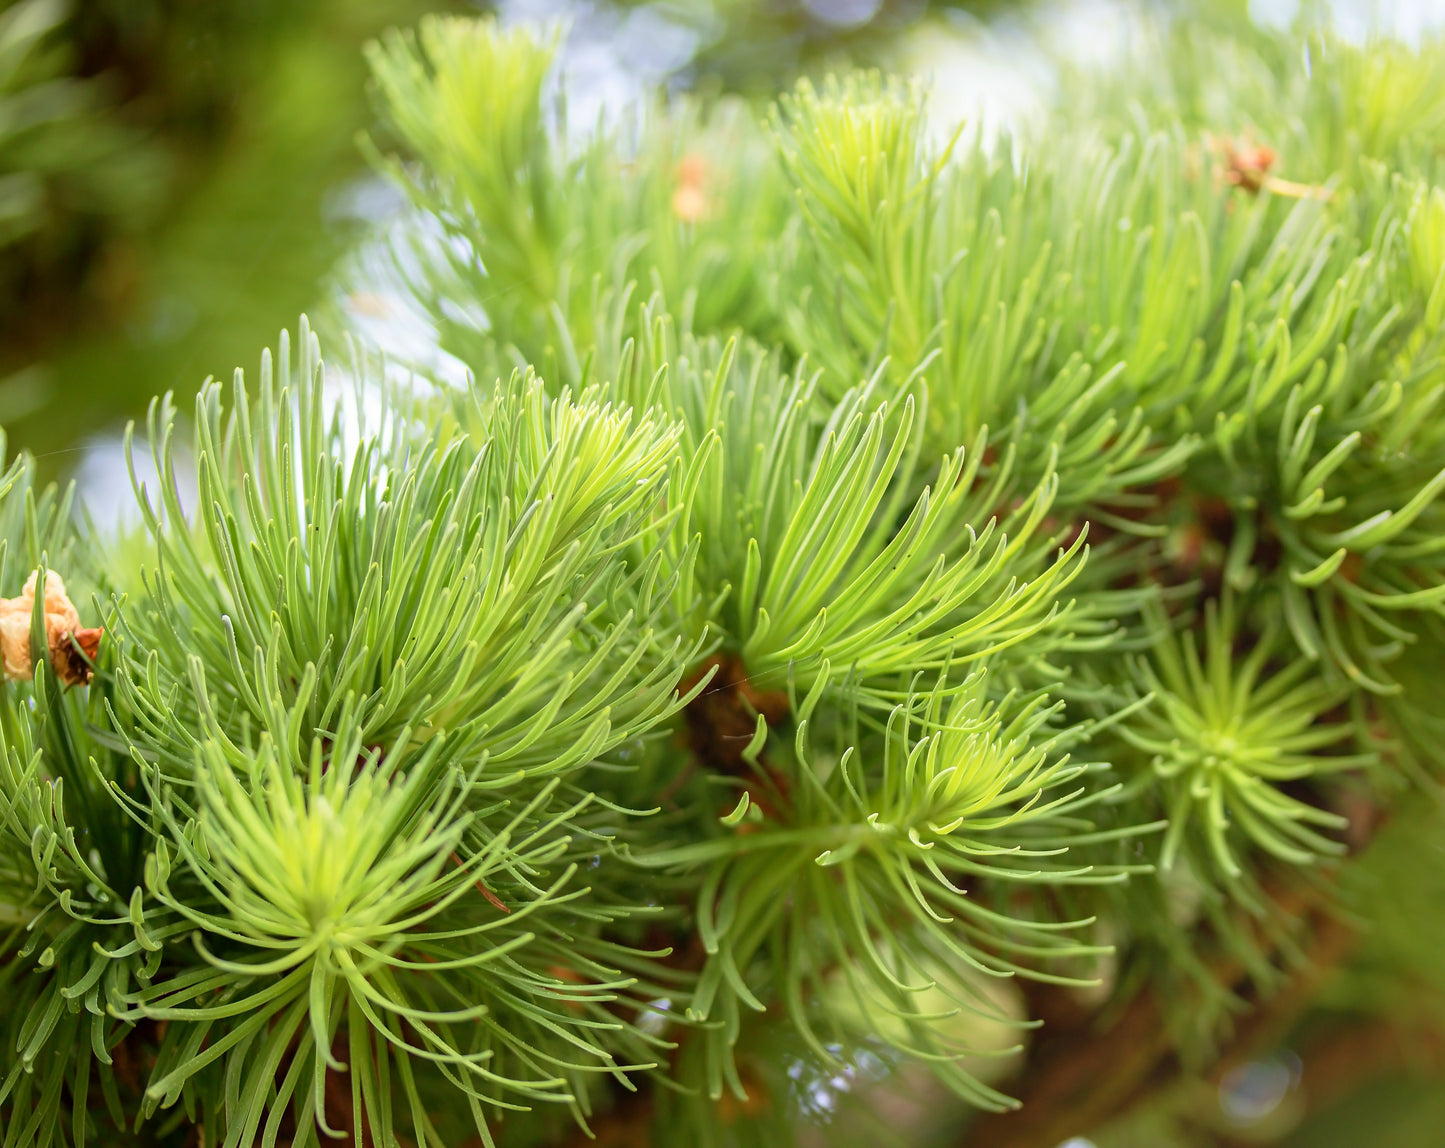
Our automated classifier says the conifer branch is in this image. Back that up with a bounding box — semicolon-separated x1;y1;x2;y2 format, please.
4;6;1445;1146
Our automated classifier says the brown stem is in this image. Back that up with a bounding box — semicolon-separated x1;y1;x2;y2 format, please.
956;879;1354;1148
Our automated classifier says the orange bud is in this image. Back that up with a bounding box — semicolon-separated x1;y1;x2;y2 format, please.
672;183;709;222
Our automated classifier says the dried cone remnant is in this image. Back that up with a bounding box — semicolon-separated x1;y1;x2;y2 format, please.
1217;136;1329;200
0;571;102;685
1222;139;1278;192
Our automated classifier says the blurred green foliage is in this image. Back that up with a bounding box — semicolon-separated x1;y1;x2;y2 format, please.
0;0;1021;476
0;0;454;474
0;0;165;263
598;0;1014;94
